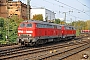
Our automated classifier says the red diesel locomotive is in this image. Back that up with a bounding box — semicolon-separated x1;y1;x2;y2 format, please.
17;20;76;46
61;25;76;39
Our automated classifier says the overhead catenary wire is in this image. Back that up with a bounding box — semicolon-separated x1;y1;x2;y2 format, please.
54;0;90;17
76;0;90;10
43;0;86;20
19;0;90;20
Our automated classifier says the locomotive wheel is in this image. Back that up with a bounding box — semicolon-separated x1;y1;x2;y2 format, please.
21;42;24;45
29;42;35;46
25;44;28;46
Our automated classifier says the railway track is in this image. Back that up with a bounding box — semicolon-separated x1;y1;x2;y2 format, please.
0;43;17;47
0;39;89;60
40;43;89;60
0;35;87;48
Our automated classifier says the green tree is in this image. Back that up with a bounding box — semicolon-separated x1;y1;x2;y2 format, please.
0;18;4;27
54;19;60;24
32;14;43;21
86;20;90;30
60;21;65;25
71;20;87;36
2;16;24;42
0;16;24;44
7;16;24;42
0;18;4;39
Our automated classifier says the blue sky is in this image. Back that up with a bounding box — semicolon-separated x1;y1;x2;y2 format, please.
14;0;90;23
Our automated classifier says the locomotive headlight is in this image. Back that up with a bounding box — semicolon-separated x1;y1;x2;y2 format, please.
19;34;21;36
29;34;32;36
22;39;24;41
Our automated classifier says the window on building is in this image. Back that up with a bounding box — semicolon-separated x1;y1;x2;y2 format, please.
16;10;18;11
10;14;12;15
15;14;18;15
16;4;18;6
10;5;12;6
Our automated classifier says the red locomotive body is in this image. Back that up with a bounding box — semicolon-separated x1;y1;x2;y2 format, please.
61;25;76;39
17;20;62;46
17;20;76;46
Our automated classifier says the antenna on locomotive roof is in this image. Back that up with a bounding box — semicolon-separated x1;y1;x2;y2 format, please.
43;20;47;22
48;20;54;23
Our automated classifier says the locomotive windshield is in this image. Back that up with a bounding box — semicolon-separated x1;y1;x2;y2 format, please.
26;23;32;27
20;23;25;27
20;23;32;27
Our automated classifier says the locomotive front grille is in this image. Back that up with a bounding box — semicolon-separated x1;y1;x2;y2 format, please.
19;36;33;43
23;38;29;42
20;34;32;38
21;34;28;37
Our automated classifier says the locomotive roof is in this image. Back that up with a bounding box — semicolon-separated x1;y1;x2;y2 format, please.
23;20;74;27
23;20;48;23
23;20;60;25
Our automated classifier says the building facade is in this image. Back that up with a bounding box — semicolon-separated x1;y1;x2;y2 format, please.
0;0;30;20
31;8;55;21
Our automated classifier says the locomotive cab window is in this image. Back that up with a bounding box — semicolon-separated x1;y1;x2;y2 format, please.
47;25;53;28
20;23;25;27
36;23;42;28
57;26;61;29
69;27;71;30
36;23;47;28
72;27;74;30
26;23;32;27
65;26;69;30
54;25;57;29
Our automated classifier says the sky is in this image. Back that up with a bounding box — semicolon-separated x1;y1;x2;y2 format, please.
13;0;90;23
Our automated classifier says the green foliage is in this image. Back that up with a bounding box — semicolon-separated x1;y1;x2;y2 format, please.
0;16;24;43
76;29;80;36
11;15;24;26
0;40;8;44
0;18;4;39
86;20;90;30
0;18;4;27
54;19;65;25
71;20;90;36
72;20;87;30
60;21;65;25
54;19;60;24
32;14;43;21
6;16;24;42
